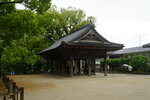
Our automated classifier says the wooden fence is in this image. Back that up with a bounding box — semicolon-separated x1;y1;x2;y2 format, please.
0;73;24;100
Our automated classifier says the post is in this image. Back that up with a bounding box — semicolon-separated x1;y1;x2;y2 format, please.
3;96;6;100
56;60;59;74
12;82;16;100
20;87;24;100
70;58;74;76
47;60;49;71
51;60;53;73
78;59;81;75
63;60;66;75
88;59;91;76
93;59;96;75
104;55;108;76
70;64;73;76
9;80;13;93
59;60;62;74
17;89;18;100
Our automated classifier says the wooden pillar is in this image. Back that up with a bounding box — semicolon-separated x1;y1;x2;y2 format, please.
56;60;58;74
59;60;61;74
12;82;16;100
66;60;69;76
70;58;74;76
93;59;96;75
62;60;66;75
70;64;73;76
58;60;61;74
3;96;6;100
47;60;49;71
51;60;53;73
57;60;59;74
73;59;79;75
20;87;24;100
88;59;91;76
104;55;108;76
64;60;67;75
78;60;81;75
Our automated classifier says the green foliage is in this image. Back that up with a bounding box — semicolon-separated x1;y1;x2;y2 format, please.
0;0;16;16
60;7;96;33
130;55;148;72
101;54;149;73
22;0;52;14
0;10;42;46
100;58;130;72
0;0;52;15
101;58;130;68
0;4;96;74
1;40;40;73
122;52;147;58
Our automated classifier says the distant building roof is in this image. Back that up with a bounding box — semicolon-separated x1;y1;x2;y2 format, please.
143;43;150;48
109;46;150;56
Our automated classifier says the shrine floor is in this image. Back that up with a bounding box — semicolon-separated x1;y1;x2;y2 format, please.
9;73;150;100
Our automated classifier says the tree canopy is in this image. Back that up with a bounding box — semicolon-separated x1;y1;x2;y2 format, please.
0;2;96;73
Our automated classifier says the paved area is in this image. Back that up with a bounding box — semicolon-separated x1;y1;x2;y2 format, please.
9;73;150;100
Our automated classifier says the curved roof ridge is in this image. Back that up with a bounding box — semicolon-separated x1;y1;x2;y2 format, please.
38;23;93;54
58;23;93;40
38;23;123;54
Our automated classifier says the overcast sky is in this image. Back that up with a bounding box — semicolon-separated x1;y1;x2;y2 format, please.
52;0;150;48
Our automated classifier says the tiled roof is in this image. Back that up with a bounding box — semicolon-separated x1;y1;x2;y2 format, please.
109;46;150;55
38;23;123;54
143;43;150;48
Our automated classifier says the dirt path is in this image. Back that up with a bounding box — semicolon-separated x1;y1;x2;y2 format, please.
9;73;150;100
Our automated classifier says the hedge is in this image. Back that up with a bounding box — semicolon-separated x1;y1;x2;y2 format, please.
130;55;149;72
100;55;150;73
100;58;130;72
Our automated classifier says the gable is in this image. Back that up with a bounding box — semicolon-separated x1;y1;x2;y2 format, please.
38;23;123;55
81;33;100;41
75;30;106;43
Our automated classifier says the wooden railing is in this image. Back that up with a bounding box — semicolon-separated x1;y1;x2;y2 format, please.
0;73;24;100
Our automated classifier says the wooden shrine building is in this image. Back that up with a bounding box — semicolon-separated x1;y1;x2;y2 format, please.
38;23;124;76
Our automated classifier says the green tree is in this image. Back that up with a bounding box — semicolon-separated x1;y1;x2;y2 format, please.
1;43;39;73
0;10;42;46
130;55;148;72
0;0;16;16
22;0;52;14
60;7;96;34
0;5;96;73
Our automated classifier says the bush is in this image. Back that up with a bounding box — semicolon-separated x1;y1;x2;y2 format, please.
130;55;148;72
101;54;149;73
100;58;130;72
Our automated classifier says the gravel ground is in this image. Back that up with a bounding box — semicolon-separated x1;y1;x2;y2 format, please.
9;73;150;100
